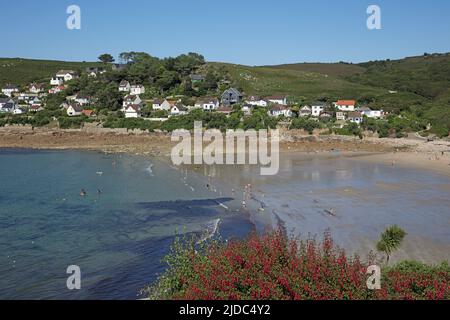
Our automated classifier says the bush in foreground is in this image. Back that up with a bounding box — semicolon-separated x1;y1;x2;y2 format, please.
144;231;450;300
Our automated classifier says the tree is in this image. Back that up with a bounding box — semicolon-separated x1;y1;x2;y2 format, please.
182;78;195;96
98;53;115;64
376;225;406;265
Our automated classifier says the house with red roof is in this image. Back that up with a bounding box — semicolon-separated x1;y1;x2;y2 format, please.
333;100;356;112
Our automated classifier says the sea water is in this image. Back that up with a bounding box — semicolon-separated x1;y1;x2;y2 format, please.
0;149;253;299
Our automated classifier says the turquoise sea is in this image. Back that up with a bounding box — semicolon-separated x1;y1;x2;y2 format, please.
1;149;450;299
0;149;253;299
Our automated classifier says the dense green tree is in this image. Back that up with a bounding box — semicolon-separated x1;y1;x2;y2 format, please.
98;54;115;64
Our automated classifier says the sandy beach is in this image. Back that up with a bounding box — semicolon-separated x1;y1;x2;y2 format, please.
1;124;450;176
1;125;450;269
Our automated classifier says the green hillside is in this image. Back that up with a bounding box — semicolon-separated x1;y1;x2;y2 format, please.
0;58;102;88
210;62;388;102
348;53;450;102
263;62;366;78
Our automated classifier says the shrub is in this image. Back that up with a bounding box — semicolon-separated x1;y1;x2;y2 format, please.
144;231;450;300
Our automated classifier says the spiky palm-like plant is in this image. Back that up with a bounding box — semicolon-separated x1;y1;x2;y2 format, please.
376;225;406;265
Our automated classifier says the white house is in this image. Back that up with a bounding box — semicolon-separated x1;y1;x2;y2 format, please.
311;102;326;117
29;83;44;94
201;98;220;111
334;100;356;112
119;80;131;92
13;107;25;115
67;104;83;116
124;105;141;118
85;67;106;78
265;95;288;105
153;99;173;111
50;77;64;86
170;103;188;116
357;107;383;119
122;95;142;109
245;95;268;107
2;84;19;97
18;93;38;104
74;95;90;106
152;98;163;110
336;111;346;121
299;106;312;117
268;104;292;118
348;111;363;124
368;110;383;119
56;70;78;82
130;85;145;95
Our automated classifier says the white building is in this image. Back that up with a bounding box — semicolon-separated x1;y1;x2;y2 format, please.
29;83;44;94
201;98;220;111
122;95;142;110
268;104;292;118
152;99;172;111
334;100;356;112
170;103;188;116
299;106;312;117
336;111;346;121
50;77;64;86
119;80;131;92
311;102;326;117
124;105;141;118
265;95;288;105
74;95;90;106
67;104;83;116
13;107;25;115
348;111;363;124
357;107;383;119
245;95;268;107
56;70;78;82
1;84;19;97
130;85;145;95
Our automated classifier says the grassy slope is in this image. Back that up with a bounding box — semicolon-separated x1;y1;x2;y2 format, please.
350;53;450;102
0;58;102;88
210;62;388;102
263;62;366;78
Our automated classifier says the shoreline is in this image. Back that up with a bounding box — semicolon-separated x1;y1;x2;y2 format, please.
1;125;450;176
2;128;450;266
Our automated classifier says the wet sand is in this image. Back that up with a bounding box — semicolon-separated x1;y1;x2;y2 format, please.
2;125;450;264
190;151;450;265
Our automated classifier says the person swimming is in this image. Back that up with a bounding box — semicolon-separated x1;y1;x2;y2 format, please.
80;189;87;197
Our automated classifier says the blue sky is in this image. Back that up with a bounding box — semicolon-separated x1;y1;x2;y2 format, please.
1;0;450;65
